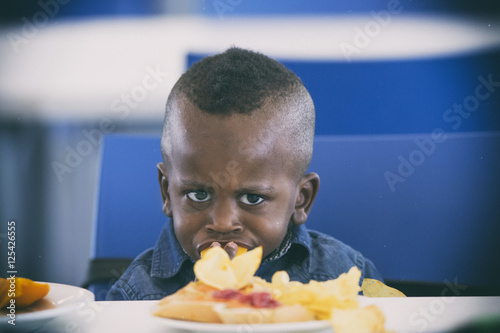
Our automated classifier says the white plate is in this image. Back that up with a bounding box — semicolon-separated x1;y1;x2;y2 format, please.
154;317;332;333
0;282;94;330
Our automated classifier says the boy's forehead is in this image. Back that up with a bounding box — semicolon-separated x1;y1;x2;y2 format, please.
166;99;297;175
171;98;285;145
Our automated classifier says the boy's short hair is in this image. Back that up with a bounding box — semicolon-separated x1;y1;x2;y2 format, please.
162;47;315;179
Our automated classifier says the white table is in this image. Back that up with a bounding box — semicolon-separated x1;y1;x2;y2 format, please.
24;296;500;333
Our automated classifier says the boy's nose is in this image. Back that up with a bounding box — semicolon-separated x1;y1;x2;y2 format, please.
206;201;243;234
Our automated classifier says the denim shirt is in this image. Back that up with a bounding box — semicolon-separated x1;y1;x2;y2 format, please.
106;221;383;300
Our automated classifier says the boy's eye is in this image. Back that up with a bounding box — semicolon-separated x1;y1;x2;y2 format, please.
187;190;211;202
240;193;264;205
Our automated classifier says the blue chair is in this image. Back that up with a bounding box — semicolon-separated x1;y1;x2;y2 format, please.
84;132;500;299
83;134;165;300
308;133;500;295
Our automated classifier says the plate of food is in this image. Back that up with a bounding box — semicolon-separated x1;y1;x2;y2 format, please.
0;278;95;330
152;246;396;333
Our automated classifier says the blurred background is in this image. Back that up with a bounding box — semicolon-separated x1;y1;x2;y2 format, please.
1;0;499;290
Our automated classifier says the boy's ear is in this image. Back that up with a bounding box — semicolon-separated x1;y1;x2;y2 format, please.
157;162;172;217
292;172;320;226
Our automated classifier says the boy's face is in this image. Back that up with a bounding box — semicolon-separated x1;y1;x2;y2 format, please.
158;100;319;260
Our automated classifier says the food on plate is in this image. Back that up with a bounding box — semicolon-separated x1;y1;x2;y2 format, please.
154;246;314;324
153;279;315;324
271;266;361;320
213;301;314;324
362;278;406;297
0;277;50;308
153;246;392;332
331;305;387;333
195;245;260;290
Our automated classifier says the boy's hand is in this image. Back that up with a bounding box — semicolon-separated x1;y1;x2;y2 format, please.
207;241;238;259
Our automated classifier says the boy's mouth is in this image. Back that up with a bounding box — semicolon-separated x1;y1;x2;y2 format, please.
197;240;252;255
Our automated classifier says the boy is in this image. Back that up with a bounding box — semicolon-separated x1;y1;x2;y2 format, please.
107;47;382;300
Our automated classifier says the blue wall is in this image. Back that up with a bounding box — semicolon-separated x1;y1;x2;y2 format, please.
2;0;499;21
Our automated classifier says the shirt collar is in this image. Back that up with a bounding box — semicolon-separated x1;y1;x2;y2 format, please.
261;223;311;262
292;223;313;273
150;220;193;279
150;220;313;279
290;223;312;253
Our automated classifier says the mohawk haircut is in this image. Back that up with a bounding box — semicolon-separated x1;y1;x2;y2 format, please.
174;47;303;114
162;47;315;178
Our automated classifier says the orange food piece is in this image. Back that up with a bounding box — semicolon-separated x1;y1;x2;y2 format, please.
0;279;8;307
0;277;50;308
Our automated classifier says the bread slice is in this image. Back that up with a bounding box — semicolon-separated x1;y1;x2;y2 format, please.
213;303;315;324
153;300;223;323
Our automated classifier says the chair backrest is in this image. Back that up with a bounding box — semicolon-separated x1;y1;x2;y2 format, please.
86;132;500;299
85;134;165;299
90;134;165;260
307;133;500;290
